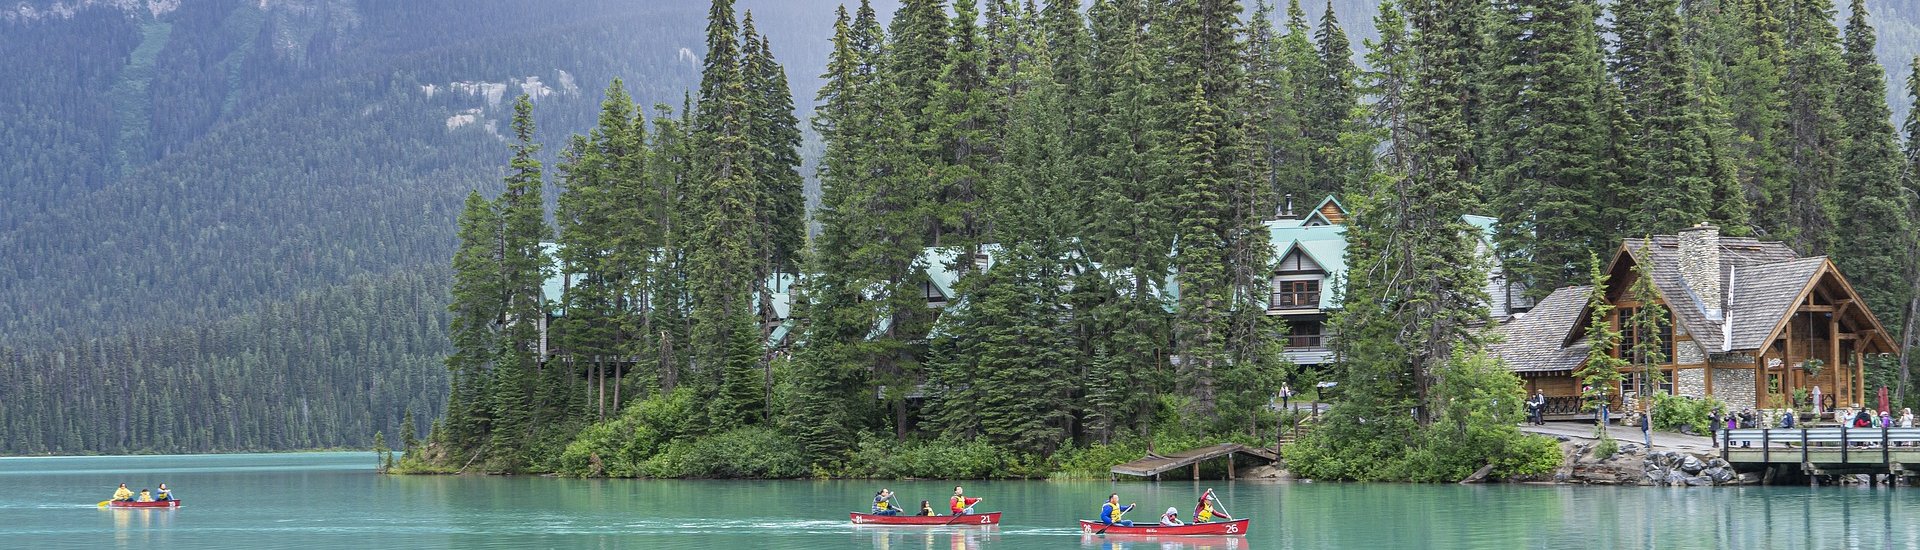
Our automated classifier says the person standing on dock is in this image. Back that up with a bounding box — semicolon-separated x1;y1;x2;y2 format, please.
1708;409;1721;447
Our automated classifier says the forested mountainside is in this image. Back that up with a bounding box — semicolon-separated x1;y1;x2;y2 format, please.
0;0;875;454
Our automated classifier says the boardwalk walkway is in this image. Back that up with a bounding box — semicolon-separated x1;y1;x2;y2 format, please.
1110;443;1279;480
1721;428;1920;479
1519;421;1715;453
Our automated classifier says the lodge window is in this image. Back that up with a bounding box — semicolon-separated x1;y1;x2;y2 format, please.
1617;306;1675;365
1271;279;1321;309
1621;369;1676;398
1286;320;1324;349
923;281;946;306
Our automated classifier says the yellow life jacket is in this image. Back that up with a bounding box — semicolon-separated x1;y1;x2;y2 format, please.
1198;503;1214;522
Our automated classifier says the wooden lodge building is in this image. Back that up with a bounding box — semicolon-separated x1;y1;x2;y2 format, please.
1492;223;1899;419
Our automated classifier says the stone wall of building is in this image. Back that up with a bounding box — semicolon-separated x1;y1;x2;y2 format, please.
1677;369;1706;398
1711;368;1757;411
1675;340;1705;365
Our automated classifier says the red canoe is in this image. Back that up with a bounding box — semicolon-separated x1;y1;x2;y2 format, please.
108;500;182;509
849;512;1002;525
1078;518;1250;536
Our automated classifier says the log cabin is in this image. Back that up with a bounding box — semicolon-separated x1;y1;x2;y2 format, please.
1491;223;1900;420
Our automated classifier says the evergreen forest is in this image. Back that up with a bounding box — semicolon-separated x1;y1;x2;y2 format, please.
404;0;1920;482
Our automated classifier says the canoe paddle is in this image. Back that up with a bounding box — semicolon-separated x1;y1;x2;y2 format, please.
941;497;982;525
1094;503;1135;535
1208;492;1235;521
96;500;110;507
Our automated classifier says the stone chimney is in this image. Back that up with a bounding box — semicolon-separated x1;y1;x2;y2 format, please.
1676;222;1723;319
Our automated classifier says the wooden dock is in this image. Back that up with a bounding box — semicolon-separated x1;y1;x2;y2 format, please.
1110;443;1279;480
1722;428;1920;481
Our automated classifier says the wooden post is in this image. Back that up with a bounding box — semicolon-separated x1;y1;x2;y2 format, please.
1856;350;1866;410
1802;429;1809;467
1192;462;1200;481
1831;313;1842;406
1228;453;1236;480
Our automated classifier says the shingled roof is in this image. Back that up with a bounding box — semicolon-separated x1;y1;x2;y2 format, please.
1492;285;1591;373
1725;257;1828;350
1610;235;1807;352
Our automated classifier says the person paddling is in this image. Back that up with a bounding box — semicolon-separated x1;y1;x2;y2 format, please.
1100;493;1136;527
110;483;134;503
949;486;981;515
1195;488;1233;523
871;489;900;516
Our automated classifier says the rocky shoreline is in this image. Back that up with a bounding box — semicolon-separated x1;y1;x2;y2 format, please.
1550;438;1749;486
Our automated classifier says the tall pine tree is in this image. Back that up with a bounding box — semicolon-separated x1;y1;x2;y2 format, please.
1482;0;1609;294
1829;0;1911;333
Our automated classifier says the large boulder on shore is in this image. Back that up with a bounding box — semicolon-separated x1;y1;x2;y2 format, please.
1707;467;1735;484
1680;455;1707;474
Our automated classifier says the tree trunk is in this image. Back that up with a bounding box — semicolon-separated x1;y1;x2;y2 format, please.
1900;295;1918;407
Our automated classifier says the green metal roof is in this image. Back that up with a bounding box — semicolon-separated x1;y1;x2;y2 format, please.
1462;214;1498;243
1267;221;1349;310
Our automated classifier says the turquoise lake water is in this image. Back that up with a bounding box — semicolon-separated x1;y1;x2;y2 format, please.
2;451;1917;549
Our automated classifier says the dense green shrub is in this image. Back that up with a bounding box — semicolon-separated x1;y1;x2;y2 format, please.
1592;436;1619;460
555;389;697;477
642;427;810;479
1650;394;1726;433
842;436;1009;479
1287;352;1564;482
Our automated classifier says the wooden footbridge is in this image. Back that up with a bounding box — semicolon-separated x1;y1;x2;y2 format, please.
1721;428;1920;484
1110;443;1279;481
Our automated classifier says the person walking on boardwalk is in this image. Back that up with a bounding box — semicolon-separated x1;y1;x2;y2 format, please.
1099;494;1135;527
110;484;133;502
949;486;981;515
